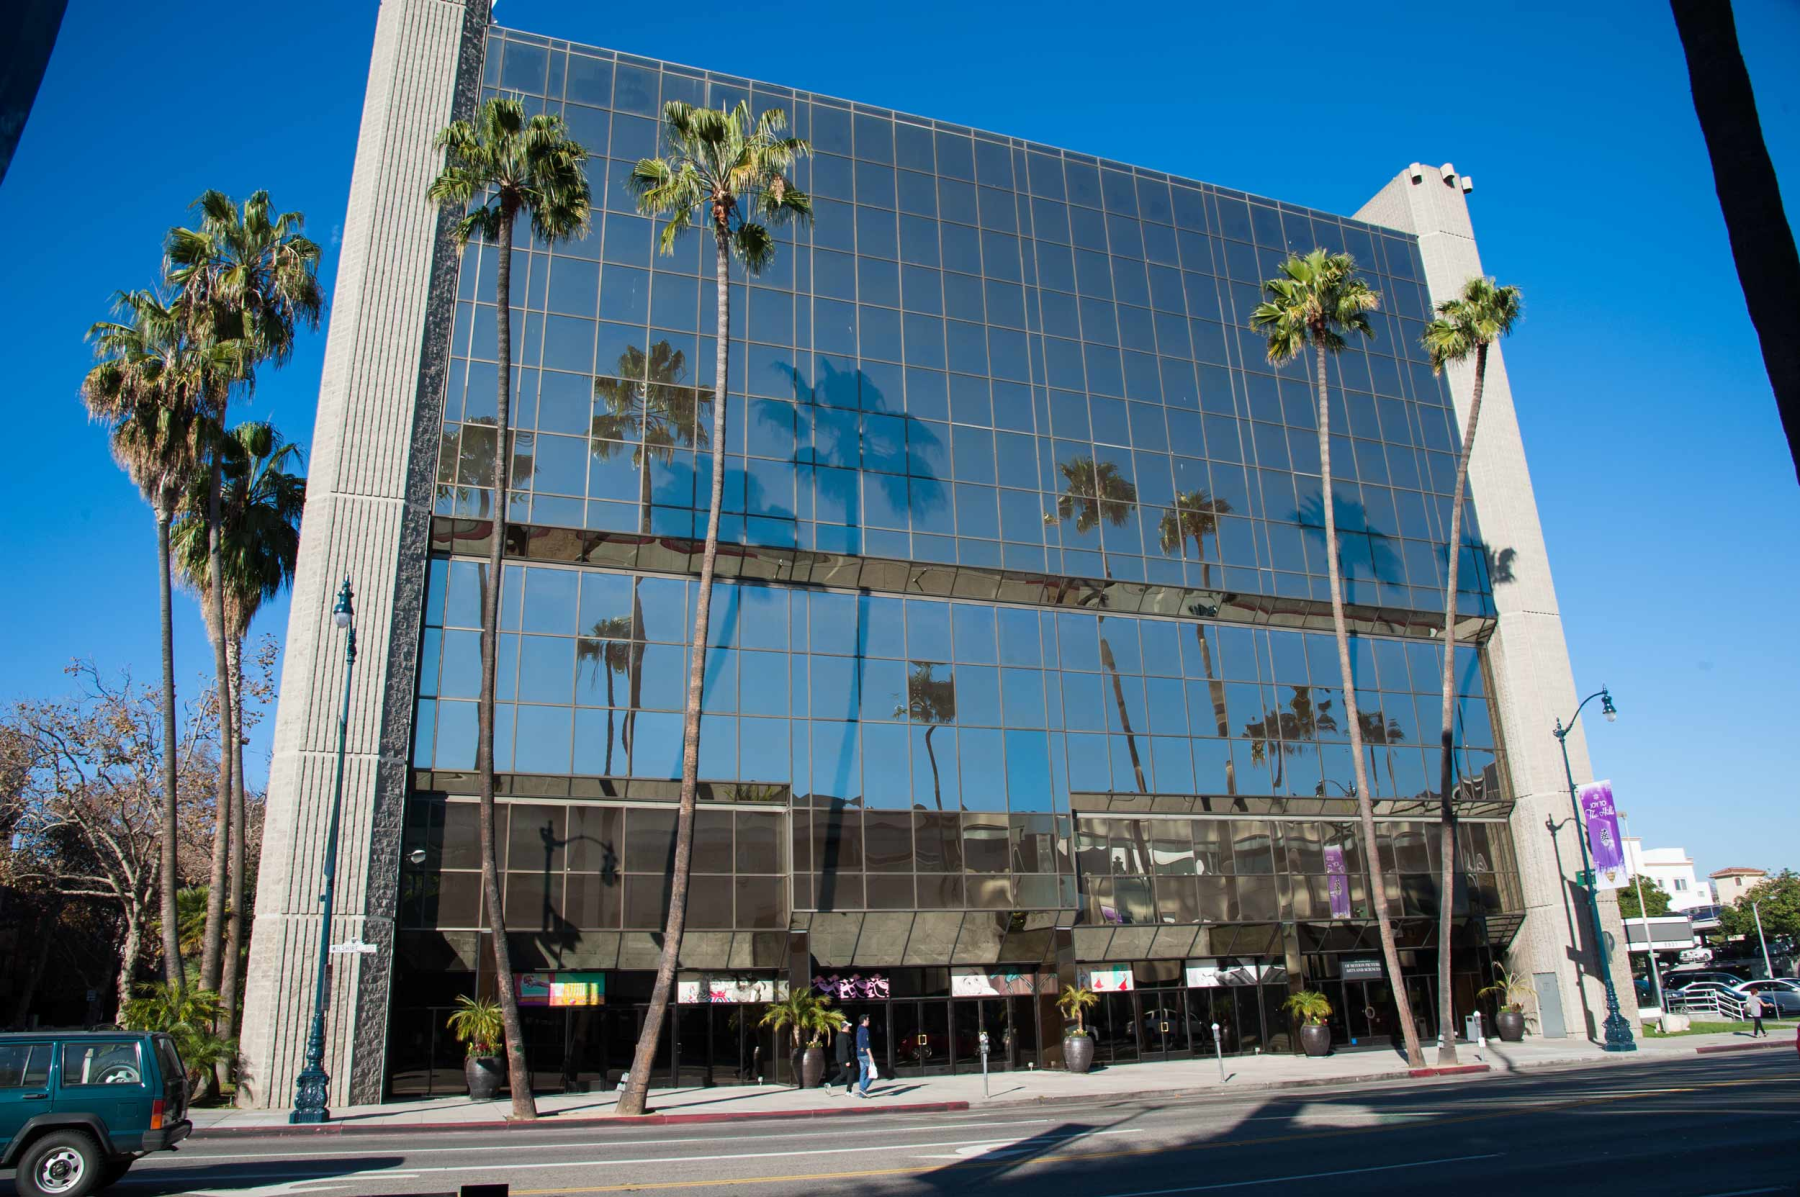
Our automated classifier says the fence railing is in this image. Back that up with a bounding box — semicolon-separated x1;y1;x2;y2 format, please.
1666;988;1748;1021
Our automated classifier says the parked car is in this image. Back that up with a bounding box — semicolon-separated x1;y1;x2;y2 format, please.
0;1030;190;1197
1663;969;1747;991
1737;979;1800;1017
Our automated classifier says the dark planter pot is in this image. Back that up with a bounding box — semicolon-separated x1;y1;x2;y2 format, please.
1064;1034;1095;1074
1495;1009;1526;1043
797;1046;827;1089
465;1056;503;1101
1300;1023;1332;1057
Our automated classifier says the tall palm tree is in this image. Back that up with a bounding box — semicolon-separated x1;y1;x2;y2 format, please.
593;339;704;773
172;421;304;1067
166;189;321;999
1669;0;1800;486
430;96;591;1120
1158;491;1235;794
1243;686;1337;791
896;663;957;810
1057;456;1147;792
618;99;809;1117
1420;275;1522;1064
83;289;240;996
1252;249;1424;1069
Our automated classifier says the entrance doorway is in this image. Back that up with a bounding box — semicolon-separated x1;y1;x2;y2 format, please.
891;1001;951;1076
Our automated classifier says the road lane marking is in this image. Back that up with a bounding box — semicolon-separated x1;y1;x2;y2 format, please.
142;1118;1057;1164
1096;1152;1505;1195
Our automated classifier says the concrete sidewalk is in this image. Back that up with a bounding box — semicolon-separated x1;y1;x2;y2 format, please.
193;1026;1794;1136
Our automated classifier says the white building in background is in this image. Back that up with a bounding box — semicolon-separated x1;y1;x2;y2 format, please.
1710;866;1768;906
1623;839;1714;912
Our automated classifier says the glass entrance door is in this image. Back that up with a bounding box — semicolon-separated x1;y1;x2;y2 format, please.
892;1001;950;1075
1138;989;1190;1060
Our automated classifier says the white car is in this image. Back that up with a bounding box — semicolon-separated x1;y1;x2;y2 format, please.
1736;979;1800;1017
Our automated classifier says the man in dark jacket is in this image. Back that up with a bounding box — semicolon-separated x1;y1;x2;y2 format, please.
827;1020;856;1093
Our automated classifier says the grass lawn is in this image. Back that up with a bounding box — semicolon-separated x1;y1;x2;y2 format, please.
1643;1018;1797;1037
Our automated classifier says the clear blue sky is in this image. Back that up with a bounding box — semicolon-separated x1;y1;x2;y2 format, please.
3;0;1795;882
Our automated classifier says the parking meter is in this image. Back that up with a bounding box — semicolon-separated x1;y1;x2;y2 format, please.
978;1029;990;1097
1211;1020;1225;1081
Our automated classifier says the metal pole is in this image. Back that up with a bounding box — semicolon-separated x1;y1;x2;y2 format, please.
292;578;357;1123
1211;1021;1224;1082
1752;901;1775;980
1555;700;1634;1052
979;1030;989;1099
1620;812;1665;1017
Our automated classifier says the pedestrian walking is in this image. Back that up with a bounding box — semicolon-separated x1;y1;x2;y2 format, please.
855;1014;876;1098
1747;992;1766;1038
826;1021;856;1093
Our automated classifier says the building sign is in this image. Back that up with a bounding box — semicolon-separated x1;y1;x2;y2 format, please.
516;971;605;1007
677;975;784;1004
812;973;890;1001
1340;958;1384;981
951;968;1041;997
1080;965;1133;992
1579;780;1628;890
1324;844;1352;918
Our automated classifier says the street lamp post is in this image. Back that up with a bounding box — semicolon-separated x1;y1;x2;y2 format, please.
291;577;358;1124
1552;685;1635;1053
1617;811;1665;1015
1751;900;1775;980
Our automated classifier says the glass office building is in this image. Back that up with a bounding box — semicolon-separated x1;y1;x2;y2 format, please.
237;1;1627;1110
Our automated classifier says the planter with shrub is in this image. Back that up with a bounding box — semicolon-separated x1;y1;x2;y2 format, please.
1283;989;1334;1057
1478;964;1535;1043
1057;985;1099;1074
758;990;847;1089
446;995;506;1101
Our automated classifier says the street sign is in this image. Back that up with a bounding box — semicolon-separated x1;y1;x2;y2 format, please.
329;941;378;955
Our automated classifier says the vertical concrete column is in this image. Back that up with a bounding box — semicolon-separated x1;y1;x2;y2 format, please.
1355;169;1640;1041
236;0;483;1108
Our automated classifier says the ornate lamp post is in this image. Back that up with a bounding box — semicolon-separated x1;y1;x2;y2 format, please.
292;577;358;1123
1552;685;1635;1053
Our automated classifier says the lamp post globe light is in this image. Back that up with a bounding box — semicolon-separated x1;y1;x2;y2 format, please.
1552;685;1635;1053
292;577;358;1123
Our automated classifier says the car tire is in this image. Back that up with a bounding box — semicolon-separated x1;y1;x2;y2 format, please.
17;1130;104;1197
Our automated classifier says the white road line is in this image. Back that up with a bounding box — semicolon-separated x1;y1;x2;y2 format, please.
127;1128;1137;1182
1096;1152;1505;1196
156;1117;1055;1163
1691;1189;1790;1197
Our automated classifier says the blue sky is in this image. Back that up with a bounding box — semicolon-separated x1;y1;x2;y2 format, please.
2;0;1795;882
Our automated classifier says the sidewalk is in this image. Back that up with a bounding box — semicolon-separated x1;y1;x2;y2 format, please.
194;1027;1792;1136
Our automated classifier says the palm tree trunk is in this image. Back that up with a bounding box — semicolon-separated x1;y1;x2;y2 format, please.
477;209;537;1120
1193;556;1235;798
924;723;944;811
201;461;233;997
218;635;249;1085
1670;0;1800;487
1100;634;1149;793
154;498;185;995
1314;339;1423;1070
1433;341;1487;1065
618;229;731;1118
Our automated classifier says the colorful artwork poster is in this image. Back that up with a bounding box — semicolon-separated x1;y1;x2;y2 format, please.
1324;844;1352;918
951;968;1039;997
676;975;783;1004
1080;965;1134;992
811;973;890;1001
1184;959;1268;988
515;971;605;1007
1578;780;1628;888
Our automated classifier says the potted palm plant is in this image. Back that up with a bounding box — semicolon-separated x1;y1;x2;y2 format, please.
1478;964;1535;1042
1283;990;1334;1057
1057;985;1099;1074
446;995;506;1101
758;990;846;1089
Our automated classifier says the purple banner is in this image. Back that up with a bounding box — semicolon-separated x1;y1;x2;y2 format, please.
1324;844;1352;918
1579;780;1624;873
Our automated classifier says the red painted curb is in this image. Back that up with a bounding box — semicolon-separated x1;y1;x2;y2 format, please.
1693;1040;1789;1055
191;1099;971;1139
1407;1064;1492;1078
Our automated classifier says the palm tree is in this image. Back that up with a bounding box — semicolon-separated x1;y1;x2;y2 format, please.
83;289;240;996
165;189;321;1000
1058;456;1147;792
576;615;634;786
617;99;809;1118
429;96;592;1120
592;339;704;773
1669;0;1800;486
1158;491;1235;794
896;663;957;810
1420;275;1522;1063
171;421;304;1067
1243;686;1337;792
1251;249;1424;1070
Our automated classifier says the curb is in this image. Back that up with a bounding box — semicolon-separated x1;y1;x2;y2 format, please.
1408;1064;1491;1078
1693;1039;1791;1055
190;1100;970;1139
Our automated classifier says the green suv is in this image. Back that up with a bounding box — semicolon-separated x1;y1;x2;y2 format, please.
0;1031;191;1196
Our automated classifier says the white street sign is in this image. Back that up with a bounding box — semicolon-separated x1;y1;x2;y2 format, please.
328;941;378;955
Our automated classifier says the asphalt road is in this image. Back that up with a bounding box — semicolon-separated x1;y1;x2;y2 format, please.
27;1051;1798;1197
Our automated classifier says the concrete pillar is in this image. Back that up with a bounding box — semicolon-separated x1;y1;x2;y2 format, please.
1355;168;1639;1042
235;0;485;1108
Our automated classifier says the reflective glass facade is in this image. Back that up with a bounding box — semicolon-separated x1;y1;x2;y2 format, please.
390;25;1524;1090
